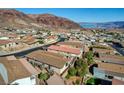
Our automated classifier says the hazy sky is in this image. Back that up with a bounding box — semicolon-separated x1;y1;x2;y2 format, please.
16;8;124;22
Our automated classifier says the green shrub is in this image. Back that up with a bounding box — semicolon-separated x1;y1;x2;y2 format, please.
38;72;49;80
86;78;96;85
85;51;94;65
65;74;71;79
74;59;83;69
38;40;44;44
68;67;77;76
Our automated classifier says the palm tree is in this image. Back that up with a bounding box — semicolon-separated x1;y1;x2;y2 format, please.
38;72;49;85
85;51;94;65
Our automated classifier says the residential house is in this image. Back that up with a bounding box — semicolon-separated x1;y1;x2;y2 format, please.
93;48;115;56
0;33;20;40
44;35;58;44
57;41;89;52
57;41;83;48
93;62;124;84
0;40;17;49
95;54;124;65
25;50;75;75
5;33;20;40
21;35;39;46
47;45;83;58
0;56;39;85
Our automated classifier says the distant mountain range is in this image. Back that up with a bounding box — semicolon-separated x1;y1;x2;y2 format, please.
79;21;124;29
1;9;124;30
0;9;81;30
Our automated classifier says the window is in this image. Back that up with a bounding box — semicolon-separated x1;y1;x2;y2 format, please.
108;76;113;79
105;75;113;79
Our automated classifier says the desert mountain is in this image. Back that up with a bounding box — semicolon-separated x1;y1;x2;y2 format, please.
0;9;38;29
0;9;81;30
28;14;81;29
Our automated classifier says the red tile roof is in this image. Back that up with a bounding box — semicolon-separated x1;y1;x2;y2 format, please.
57;41;83;48
0;40;12;45
48;45;81;55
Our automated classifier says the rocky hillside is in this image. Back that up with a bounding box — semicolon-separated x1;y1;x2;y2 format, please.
0;9;81;30
0;9;38;29
28;14;81;29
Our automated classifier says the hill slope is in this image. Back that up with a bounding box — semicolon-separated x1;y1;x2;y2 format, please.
28;14;81;29
0;9;81;30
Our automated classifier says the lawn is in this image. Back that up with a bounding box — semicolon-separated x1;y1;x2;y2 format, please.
86;77;101;85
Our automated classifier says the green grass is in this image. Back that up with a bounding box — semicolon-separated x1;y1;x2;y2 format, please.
86;78;96;85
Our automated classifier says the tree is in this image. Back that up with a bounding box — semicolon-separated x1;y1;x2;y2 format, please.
74;59;88;78
38;40;44;44
74;59;83;69
77;62;88;77
38;72;49;84
85;51;94;65
77;62;88;84
68;67;77;76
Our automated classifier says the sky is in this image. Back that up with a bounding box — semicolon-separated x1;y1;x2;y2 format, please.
16;8;124;23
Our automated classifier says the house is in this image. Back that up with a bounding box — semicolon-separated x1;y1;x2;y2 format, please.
25;50;75;75
57;41;89;52
95;54;124;65
69;36;79;41
93;62;124;83
5;33;20;40
44;35;58;43
57;41;83;48
0;40;17;49
47;45;83;57
0;56;39;85
21;35;39;46
0;33;19;40
93;48;115;55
